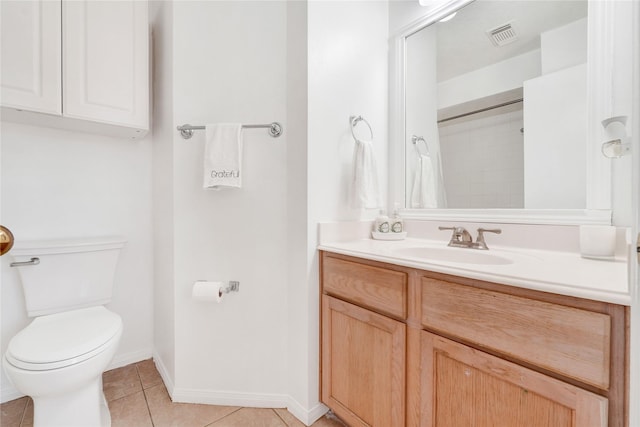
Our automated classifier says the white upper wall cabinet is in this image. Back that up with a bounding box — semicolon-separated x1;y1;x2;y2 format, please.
63;1;148;129
0;1;62;115
0;0;149;138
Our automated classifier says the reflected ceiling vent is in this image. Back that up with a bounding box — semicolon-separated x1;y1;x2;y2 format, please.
486;22;518;47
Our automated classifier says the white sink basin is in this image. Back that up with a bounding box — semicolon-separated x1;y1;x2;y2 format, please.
393;247;513;265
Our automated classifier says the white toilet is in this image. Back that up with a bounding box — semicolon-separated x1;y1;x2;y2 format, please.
3;236;126;427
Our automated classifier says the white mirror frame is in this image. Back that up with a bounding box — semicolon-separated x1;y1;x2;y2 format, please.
389;0;613;225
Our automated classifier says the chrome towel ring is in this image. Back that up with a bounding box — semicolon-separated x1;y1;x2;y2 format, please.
349;115;373;143
412;135;430;156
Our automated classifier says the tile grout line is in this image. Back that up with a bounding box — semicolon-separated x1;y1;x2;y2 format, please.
19;398;29;427
202;407;244;427
135;362;156;427
272;408;293;427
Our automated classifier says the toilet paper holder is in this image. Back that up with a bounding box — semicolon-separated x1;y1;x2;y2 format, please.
220;281;240;297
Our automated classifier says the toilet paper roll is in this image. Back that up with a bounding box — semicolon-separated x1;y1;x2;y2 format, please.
192;281;225;303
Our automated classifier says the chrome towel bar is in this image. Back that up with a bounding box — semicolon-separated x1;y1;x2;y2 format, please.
177;122;283;139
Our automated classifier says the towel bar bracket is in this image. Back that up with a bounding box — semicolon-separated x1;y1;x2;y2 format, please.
179;124;195;139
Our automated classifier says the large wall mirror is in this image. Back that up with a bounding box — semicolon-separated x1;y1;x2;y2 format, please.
390;0;612;225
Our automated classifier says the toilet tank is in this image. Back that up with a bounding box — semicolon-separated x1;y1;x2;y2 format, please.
10;236;126;317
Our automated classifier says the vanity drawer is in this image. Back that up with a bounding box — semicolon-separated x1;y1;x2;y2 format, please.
322;255;407;319
421;278;611;390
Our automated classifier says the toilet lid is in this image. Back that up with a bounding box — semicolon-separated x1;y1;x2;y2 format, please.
6;306;122;371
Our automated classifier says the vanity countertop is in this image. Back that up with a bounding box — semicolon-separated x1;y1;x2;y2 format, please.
319;237;630;306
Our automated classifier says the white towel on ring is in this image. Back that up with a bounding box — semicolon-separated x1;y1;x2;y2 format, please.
203;124;243;189
351;139;381;209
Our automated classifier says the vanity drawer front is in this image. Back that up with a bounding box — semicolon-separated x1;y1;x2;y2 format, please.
421;278;611;390
322;255;407;319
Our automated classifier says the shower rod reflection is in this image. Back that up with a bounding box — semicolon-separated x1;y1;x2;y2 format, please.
177;122;283;139
437;98;523;124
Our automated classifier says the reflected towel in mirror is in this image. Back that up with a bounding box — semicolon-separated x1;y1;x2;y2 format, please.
411;154;447;208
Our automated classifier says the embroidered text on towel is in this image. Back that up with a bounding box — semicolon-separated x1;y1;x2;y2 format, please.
211;170;240;178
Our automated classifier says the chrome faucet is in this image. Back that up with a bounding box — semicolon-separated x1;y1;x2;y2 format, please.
438;226;473;248
439;226;502;250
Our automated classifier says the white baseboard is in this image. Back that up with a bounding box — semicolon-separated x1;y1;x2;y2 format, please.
286;397;329;426
107;348;153;371
171;387;289;409
150;353;329;427
151;351;175;397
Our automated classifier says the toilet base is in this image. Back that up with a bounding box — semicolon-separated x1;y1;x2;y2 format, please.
32;377;111;427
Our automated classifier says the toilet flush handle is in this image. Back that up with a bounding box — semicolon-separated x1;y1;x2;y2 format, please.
10;257;40;267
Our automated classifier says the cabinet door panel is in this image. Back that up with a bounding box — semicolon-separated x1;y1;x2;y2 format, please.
63;0;148;128
421;332;607;427
1;0;61;114
322;295;405;427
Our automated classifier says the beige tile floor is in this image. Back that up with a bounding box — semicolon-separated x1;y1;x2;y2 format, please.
1;359;346;427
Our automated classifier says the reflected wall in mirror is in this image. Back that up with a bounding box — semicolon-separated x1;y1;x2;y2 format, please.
404;0;588;210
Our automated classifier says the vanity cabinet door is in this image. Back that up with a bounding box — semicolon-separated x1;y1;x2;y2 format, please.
63;0;149;129
0;0;62;114
420;331;608;427
322;295;406;427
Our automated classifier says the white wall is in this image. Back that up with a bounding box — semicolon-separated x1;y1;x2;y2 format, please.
0;122;154;402
308;1;389;221
162;0;290;407
540;17;587;75
149;3;390;425
150;0;176;388
284;0;316;421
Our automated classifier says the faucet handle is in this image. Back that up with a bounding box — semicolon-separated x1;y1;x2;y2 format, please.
474;228;502;250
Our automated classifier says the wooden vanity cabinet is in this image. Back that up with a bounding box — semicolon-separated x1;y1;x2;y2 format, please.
320;251;628;427
321;255;409;427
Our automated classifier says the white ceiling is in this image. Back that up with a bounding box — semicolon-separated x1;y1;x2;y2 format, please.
433;0;588;81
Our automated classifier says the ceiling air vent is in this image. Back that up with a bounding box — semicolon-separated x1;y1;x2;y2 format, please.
486;22;518;47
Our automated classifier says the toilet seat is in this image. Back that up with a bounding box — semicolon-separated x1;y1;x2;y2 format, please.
5;306;122;371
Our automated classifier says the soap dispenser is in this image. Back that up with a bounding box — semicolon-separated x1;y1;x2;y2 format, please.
375;210;390;233
391;203;404;233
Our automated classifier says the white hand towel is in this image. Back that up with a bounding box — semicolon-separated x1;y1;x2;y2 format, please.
203;124;243;189
411;154;438;208
351;139;381;209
